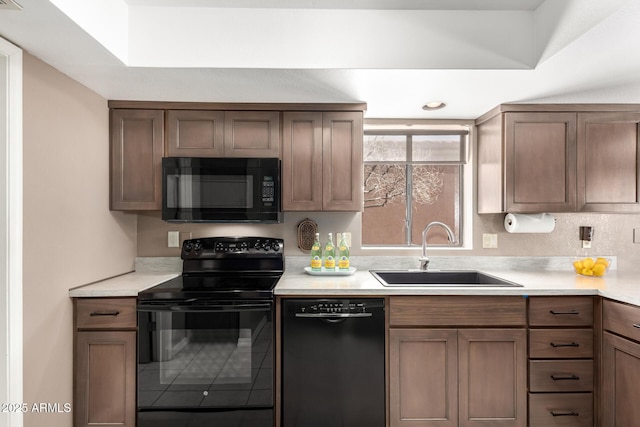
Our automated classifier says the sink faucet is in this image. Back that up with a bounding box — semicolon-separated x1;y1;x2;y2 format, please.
419;221;456;270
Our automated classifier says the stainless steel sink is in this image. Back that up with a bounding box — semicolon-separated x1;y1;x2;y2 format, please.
370;270;522;287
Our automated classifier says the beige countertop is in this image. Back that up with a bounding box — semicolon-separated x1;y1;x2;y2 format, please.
68;266;640;307
275;268;640;306
68;272;180;297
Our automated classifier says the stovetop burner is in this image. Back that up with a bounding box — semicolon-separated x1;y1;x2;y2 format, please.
138;237;284;301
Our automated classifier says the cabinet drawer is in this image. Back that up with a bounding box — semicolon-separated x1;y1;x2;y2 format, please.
529;393;593;427
529;360;593;392
530;329;593;359
529;297;594;326
389;296;526;326
603;298;640;342
75;298;137;329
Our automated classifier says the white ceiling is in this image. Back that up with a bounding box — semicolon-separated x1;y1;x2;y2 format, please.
1;0;639;119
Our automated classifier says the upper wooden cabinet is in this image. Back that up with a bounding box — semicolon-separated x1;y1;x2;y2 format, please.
224;111;280;157
166;110;279;157
577;112;640;212
476;104;640;214
166;110;225;157
110;109;164;210
110;102;366;211
282;111;363;211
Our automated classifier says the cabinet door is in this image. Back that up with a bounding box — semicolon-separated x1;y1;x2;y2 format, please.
602;331;640;427
322;111;363;211
224;111;280;157
166;110;224;157
110;109;164;210
504;113;577;212
389;329;458;427
577;112;640;212
282;112;323;211
458;329;527;427
75;331;136;427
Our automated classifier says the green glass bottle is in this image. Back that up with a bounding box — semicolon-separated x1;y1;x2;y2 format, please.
323;233;336;270
310;233;322;271
338;233;350;270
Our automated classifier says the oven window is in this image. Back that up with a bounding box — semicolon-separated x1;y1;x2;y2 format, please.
166;174;254;209
138;307;273;409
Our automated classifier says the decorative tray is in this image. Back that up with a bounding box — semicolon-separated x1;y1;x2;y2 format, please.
303;267;357;276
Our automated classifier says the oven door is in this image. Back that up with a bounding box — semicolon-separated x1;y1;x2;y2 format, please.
137;299;274;427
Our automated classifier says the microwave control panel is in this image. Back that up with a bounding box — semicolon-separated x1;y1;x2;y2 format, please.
262;176;275;205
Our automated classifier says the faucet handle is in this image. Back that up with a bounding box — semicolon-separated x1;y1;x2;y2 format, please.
419;257;430;270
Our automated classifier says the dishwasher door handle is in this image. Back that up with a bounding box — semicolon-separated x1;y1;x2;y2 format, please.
294;312;373;318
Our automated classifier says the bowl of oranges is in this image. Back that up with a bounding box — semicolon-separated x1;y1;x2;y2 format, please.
572;257;610;277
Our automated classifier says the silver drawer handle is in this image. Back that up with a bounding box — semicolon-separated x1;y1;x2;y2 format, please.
551;374;580;381
632;323;640;329
90;310;120;317
550;410;579;417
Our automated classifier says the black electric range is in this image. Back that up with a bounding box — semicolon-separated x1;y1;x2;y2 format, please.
137;236;283;427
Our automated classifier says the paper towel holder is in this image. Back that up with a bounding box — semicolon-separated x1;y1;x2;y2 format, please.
504;212;556;233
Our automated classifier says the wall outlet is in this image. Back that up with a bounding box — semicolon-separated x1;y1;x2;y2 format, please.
482;233;498;249
168;231;180;248
582;240;592;249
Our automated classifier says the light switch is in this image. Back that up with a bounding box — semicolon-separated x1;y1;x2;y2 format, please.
168;231;180;248
634;228;640;244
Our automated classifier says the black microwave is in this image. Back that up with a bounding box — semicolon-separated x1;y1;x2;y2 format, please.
162;157;282;223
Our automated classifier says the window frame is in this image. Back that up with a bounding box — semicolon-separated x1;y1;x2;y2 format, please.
362;122;473;250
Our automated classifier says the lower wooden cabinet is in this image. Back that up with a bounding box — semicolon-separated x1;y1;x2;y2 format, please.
602;299;640;427
73;298;137;427
389;296;527;427
529;393;593;427
75;331;136;427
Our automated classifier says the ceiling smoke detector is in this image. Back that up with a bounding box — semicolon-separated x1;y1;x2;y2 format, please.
0;0;22;10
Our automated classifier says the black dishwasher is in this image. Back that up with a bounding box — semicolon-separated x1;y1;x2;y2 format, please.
282;298;385;427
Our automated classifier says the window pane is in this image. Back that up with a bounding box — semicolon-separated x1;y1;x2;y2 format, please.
412;134;465;163
363;164;407;245
410;165;460;245
364;135;406;162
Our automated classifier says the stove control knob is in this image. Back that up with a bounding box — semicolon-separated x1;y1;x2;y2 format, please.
183;242;193;252
272;242;281;252
193;242;203;252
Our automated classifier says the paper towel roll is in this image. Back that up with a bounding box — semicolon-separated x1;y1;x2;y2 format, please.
504;213;556;233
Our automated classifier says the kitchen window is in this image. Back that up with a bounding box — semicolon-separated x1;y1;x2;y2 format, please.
362;123;469;247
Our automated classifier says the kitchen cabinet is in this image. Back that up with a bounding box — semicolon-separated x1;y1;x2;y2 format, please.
602;299;640;427
110;109;164;210
477;111;577;213
528;296;595;427
476;104;640;213
73;298;137;427
166;109;225;157
167;110;279;157
389;296;527;427
282;111;363;211
577;112;640;212
224;111;280;157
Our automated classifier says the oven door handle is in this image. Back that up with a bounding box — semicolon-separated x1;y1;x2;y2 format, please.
169;302;272;312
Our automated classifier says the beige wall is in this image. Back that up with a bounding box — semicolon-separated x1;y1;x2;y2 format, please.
22;53;137;427
138;207;640;271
